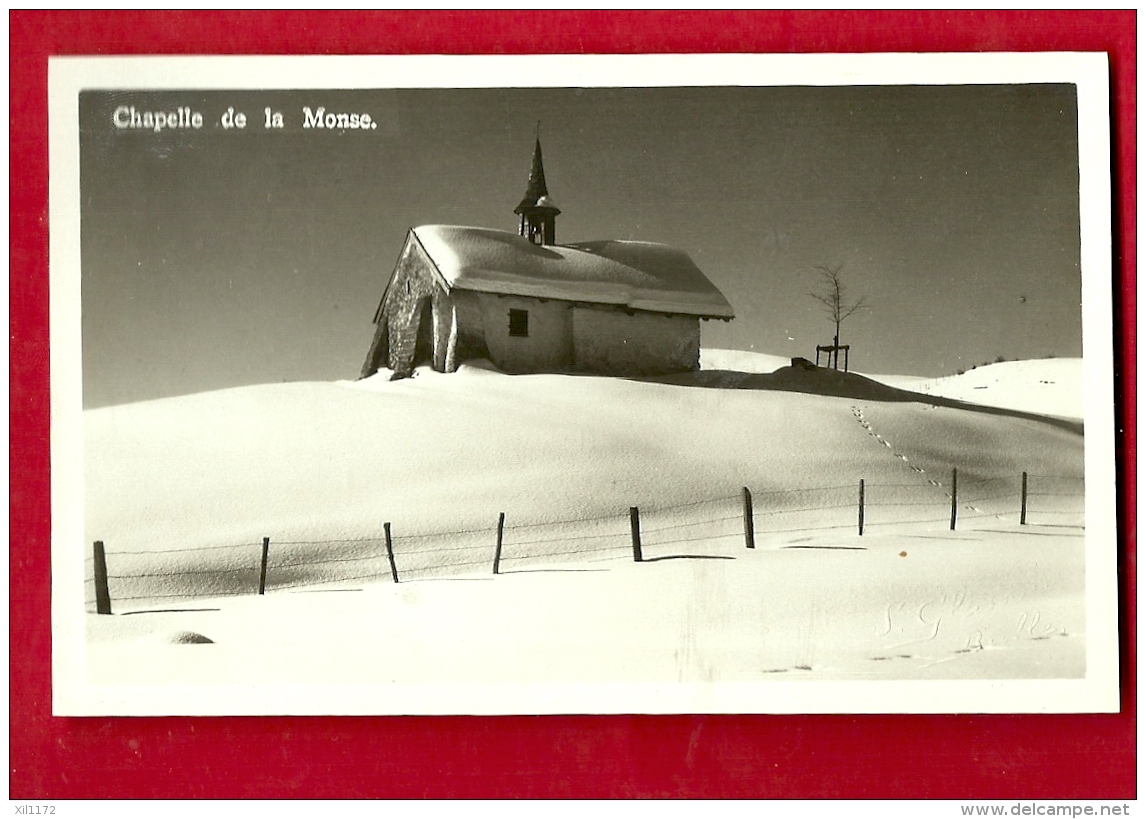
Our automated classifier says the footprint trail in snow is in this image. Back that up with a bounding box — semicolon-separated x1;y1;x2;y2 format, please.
850;405;945;489
849;406;1001;515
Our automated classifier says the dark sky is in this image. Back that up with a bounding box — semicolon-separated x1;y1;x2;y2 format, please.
79;84;1082;407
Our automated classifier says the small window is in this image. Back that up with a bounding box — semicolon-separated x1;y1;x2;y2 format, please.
508;309;529;337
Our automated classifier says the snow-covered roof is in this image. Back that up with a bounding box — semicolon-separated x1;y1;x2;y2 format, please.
411;225;735;319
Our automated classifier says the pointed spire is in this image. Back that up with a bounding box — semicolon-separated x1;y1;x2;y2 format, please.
516;136;550;213
514;129;561;245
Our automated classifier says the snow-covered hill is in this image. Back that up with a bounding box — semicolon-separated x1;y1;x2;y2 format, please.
913;358;1084;421
700;350;1084;421
83;357;1083;554
68;352;1096;713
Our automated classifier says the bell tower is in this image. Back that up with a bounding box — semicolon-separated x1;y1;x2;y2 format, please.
514;134;561;245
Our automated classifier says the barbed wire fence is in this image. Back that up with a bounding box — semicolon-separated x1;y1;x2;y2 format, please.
85;470;1084;614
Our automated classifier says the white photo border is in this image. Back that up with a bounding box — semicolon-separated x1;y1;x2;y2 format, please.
49;53;1118;716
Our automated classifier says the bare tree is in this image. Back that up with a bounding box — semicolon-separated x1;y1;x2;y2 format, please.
808;263;867;370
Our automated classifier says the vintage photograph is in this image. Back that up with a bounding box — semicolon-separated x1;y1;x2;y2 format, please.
51;54;1117;715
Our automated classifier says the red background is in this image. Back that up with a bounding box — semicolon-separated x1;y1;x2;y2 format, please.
9;11;1136;799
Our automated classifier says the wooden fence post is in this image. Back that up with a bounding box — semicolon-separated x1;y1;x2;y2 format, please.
258;537;270;595
949;468;959;531
384;522;399;583
493;512;505;575
92;540;112;615
742;487;755;549
858;479;865;536
630;507;643;562
1020;471;1028;525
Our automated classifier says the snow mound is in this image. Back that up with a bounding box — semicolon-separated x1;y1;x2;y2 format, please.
160;630;213;645
700;348;790;373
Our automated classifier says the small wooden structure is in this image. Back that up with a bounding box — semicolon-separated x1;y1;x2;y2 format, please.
815;343;850;372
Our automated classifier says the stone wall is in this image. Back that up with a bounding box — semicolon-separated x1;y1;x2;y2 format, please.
450;290;490;370
571;307;700;375
359;312;390;378
471;293;574;373
362;234;453;378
